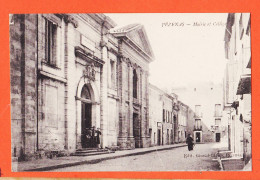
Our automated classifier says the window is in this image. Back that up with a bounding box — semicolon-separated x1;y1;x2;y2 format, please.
163;109;165;122
45;19;57;66
154;132;156;144
109;60;116;88
195;119;201;129
45;85;58;128
133;69;138;98
239;14;244;40
81;85;91;100
195;105;201;117
215;104;221;117
215;119;221;126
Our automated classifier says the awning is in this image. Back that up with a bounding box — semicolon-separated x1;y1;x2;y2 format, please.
231;101;239;108
247;57;251;68
236;75;251;95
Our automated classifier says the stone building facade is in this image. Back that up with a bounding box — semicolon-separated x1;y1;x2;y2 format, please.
149;84;164;146
149;84;181;146
177;101;188;143
161;93;175;145
10;14;154;160
223;13;251;165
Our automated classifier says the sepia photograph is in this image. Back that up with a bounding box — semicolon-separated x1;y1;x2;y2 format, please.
9;13;251;172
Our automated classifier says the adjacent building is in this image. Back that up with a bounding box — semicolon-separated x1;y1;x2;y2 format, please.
10;14;154;160
149;84;164;146
149;84;176;146
176;101;188;143
149;84;193;145
172;82;228;143
223;13;251;166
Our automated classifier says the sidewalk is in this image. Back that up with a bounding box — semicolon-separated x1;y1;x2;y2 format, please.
17;143;187;172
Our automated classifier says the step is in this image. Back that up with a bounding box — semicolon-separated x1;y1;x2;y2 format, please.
221;158;245;170
76;148;99;151
76;149;108;154
72;151;114;157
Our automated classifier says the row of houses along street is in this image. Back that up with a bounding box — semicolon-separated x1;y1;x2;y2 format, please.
10;13;251;171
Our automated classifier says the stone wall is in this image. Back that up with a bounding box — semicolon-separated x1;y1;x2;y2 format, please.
10;14;38;158
10;14;153;160
10;14;24;158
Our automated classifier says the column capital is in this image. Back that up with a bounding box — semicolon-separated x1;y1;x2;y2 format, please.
63;14;78;28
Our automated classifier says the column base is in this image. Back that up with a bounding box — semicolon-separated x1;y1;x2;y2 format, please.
141;136;151;148
118;137;135;149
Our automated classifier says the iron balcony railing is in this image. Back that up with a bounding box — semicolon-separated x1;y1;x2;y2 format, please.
194;125;202;131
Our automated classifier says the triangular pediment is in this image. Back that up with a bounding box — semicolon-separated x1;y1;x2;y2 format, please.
110;24;154;60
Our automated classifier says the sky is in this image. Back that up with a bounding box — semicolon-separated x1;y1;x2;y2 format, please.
106;13;228;90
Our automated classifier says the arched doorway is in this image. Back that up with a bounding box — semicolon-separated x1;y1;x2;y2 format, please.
81;85;92;148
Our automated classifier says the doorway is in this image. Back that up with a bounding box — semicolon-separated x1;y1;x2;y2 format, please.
196;132;201;142
81;103;92;148
216;133;221;142
81;85;92;148
157;129;161;145
133;113;140;148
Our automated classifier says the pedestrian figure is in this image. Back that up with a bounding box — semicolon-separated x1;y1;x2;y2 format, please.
95;128;102;148
186;134;194;151
86;128;92;147
91;126;96;148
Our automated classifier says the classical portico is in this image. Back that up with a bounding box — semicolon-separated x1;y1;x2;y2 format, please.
110;24;154;148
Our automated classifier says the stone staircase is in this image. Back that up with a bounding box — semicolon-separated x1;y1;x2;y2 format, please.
72;148;115;157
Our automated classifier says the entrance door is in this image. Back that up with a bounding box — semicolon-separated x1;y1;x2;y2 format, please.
81;103;92;148
157;129;161;145
167;129;169;145
196;132;201;142
216;133;221;142
133;113;140;148
81;85;92;148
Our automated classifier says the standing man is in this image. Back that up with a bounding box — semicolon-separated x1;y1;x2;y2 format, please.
186;134;194;151
96;128;102;148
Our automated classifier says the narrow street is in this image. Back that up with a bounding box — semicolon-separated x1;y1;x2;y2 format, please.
50;143;221;171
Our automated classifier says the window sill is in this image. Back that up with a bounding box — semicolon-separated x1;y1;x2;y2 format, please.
42;61;61;70
39;70;67;83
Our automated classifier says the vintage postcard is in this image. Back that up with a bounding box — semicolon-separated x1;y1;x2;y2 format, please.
9;12;251;172
1;0;259;179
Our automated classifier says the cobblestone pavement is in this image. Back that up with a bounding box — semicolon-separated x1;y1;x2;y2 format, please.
50;143;221;171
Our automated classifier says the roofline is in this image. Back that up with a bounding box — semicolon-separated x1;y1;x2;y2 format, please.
87;13;117;29
149;83;176;100
122;36;155;62
110;24;155;61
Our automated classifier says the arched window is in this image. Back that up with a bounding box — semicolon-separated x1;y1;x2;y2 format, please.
133;69;138;98
81;85;91;100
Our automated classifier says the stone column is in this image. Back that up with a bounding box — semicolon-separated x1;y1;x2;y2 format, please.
23;14;38;155
100;35;109;148
139;67;143;148
128;61;134;148
117;58;123;138
140;68;149;147
145;71;150;144
117;57;128;149
64;20;76;152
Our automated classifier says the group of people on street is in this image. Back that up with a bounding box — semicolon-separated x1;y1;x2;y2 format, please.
85;126;102;148
85;128;193;150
